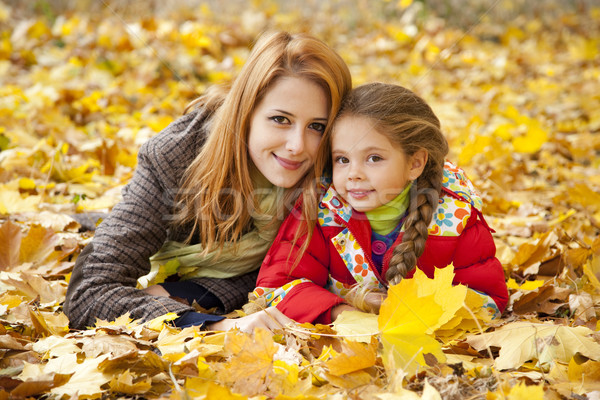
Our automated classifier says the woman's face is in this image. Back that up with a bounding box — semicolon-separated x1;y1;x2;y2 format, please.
248;76;329;188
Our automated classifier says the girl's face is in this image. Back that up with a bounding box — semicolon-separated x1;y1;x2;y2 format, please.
332;115;427;212
248;76;329;188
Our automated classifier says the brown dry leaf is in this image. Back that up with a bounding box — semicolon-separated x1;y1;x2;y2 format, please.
510;230;559;274
9;373;71;398
0;221;21;270
0;334;30;350
512;283;571;315
1;272;66;306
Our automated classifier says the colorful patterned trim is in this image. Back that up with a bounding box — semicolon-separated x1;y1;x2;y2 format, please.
320;187;354;224
469;289;501;319
442;161;483;212
429;161;483;237
252;278;311;308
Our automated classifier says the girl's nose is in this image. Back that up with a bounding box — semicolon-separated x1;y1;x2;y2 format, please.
348;163;363;181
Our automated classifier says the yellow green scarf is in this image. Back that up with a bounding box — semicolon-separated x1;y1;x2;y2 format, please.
148;171;285;282
365;183;412;235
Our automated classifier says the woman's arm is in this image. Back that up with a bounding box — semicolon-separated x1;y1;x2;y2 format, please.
64;111;209;329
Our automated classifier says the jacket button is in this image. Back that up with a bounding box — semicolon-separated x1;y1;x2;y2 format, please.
372;240;387;255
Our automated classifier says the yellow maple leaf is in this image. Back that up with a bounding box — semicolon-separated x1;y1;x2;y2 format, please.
435;288;492;340
506;278;545;291
378;268;466;374
180;379;245;400
506;381;544;399
218;328;279;395
325;340;377;376
145;312;178;331
19;225;61;266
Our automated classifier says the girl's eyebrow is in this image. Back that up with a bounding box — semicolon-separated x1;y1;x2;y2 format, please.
361;146;387;153
331;145;387;154
273;109;328;121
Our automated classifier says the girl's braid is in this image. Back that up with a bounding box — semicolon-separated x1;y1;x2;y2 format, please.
385;162;443;286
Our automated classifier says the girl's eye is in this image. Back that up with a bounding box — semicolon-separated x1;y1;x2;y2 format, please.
308;122;326;134
334;156;349;164
270;116;290;124
368;155;383;162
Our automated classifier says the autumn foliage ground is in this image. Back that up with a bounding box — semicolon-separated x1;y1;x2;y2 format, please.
1;0;600;399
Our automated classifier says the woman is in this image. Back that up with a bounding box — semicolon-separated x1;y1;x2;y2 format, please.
63;31;352;332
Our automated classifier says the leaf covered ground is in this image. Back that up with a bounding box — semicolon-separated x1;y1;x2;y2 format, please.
1;0;600;398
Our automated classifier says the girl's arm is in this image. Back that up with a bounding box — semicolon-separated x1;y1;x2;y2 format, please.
254;212;346;324
451;215;509;312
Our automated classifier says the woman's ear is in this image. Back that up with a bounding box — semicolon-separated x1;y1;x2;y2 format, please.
408;149;428;181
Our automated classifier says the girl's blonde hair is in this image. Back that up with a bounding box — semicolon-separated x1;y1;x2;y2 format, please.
174;31;352;251
319;82;449;286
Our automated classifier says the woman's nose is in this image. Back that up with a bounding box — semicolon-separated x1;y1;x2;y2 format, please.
285;128;305;155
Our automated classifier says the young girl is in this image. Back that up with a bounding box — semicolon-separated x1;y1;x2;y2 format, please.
252;83;509;324
63;31;352;332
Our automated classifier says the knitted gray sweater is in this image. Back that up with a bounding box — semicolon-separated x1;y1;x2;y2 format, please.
64;109;258;329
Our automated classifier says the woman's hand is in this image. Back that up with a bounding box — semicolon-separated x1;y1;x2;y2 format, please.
205;307;293;333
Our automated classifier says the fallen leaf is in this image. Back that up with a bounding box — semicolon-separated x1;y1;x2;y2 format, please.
378;268;465;374
325;340;377;376
218;328;279;395
512;284;571;315
331;310;379;343
108;369;151;395
465;322;600;370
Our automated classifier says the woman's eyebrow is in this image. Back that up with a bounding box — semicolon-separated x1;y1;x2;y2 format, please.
273;109;328;121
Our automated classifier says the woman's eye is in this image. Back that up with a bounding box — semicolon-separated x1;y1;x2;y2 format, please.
309;122;326;133
368;155;383;162
270;116;290;124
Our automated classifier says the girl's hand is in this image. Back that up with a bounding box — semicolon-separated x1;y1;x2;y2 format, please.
331;303;358;321
363;292;386;314
205;307;293;333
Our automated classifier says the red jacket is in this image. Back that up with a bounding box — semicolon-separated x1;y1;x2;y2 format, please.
255;162;508;324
